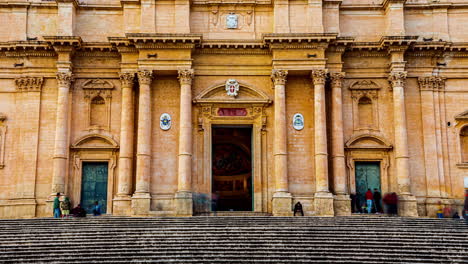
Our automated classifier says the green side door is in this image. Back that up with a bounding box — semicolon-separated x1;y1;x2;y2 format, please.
81;162;108;214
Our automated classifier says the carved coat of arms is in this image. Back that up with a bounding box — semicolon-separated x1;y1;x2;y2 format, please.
226;13;238;29
225;79;239;97
160;113;171;131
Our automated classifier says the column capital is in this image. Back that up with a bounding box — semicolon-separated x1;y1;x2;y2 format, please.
388;71;407;88
271;69;288;86
137;70;153;85
418;76;446;91
119;72;136;88
56;72;74;87
15;77;44;92
329;72;345;88
311;69;327;86
178;69;194;86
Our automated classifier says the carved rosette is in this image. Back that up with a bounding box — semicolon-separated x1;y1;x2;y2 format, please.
56;72;74;87
137;70;153;85
388;71;407;89
15;77;44;92
119;72;136;88
311;69;327;86
271;70;288;86
178;69;194;86
330;72;345;88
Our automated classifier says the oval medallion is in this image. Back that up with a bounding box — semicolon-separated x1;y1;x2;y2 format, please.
292;113;304;131
160;113;171;131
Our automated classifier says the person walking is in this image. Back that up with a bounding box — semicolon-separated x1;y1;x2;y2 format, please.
60;196;71;218
53;193;61;219
365;189;373;214
373;188;382;214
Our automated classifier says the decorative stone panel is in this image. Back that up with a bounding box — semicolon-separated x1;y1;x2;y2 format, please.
82;79;114;130
349;80;381;131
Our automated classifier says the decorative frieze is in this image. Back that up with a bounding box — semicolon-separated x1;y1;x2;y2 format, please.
178;69;194;86
137;70;153;85
15;77;44;92
311;69;327;85
271;70;288;86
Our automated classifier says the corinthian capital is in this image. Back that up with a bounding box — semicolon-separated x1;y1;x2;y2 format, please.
178;69;194;86
311;69;327;85
329;72;345;88
434;76;446;90
15;77;44;92
56;72;73;87
271;70;288;86
119;72;136;88
388;71;407;88
137;70;153;85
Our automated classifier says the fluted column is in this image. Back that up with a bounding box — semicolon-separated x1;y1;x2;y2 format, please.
330;72;350;216
312;69;334;216
389;71;418;217
114;72;135;215
132;70;153;215
271;69;292;216
51;71;73;196
175;69;194;216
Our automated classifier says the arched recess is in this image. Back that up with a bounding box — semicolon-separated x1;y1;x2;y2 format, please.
455;110;468;167
345;133;393;196
461;126;468;163
90;96;107;127
70;134;119;214
193;81;271;214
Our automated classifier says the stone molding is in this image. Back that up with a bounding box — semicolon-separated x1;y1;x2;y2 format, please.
0;113;6;169
15;77;44;92
119;72;136;88
329;72;345;88
271;70;288;86
178;69;194;86
311;69;327;86
56;72;74;87
388;71;407;89
137;70;153;85
418;76;446;91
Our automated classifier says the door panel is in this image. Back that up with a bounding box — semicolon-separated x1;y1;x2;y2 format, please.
355;162;381;205
81;162;108;214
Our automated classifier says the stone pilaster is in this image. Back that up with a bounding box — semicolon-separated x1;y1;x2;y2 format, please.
389;71;418;217
52;72;73;197
271;69;292;216
132;70;153;216
312;69;334;216
175;69;194;217
330;72;350;216
114;72;136;216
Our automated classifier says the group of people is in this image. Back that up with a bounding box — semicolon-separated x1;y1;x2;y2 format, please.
52;193;102;218
350;189;398;215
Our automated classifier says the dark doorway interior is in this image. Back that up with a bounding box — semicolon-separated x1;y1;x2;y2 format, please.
212;126;252;211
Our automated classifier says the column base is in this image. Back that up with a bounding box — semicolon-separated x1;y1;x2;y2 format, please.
272;192;293;216
398;194;418;217
113;195;132;216
174;191;193;217
131;193;151;216
314;192;334;216
333;194;351;216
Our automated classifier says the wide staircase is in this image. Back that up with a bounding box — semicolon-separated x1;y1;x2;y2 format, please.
0;216;467;263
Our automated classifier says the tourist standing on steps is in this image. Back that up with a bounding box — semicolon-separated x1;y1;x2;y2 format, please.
92;201;101;216
60;196;71;218
53;193;61;218
365;189;373;214
373;189;382;214
293;202;304;216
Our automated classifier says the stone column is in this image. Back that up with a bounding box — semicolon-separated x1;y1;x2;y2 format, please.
175;69;194;216
312;69;334;216
271;69;292;216
51;72;73;196
389;71;418;217
131;70;153;215
114;72;136;215
330;72;350;216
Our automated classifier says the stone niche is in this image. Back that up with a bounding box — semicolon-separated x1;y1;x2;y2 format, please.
349;80;381;132
455;110;468;168
81;79;114;131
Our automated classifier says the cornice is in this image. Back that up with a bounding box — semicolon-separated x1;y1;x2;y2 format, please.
262;33;338;45
126;33;202;45
199;40;266;49
42;36;82;50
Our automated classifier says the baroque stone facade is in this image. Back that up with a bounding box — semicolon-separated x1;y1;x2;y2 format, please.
0;0;467;218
